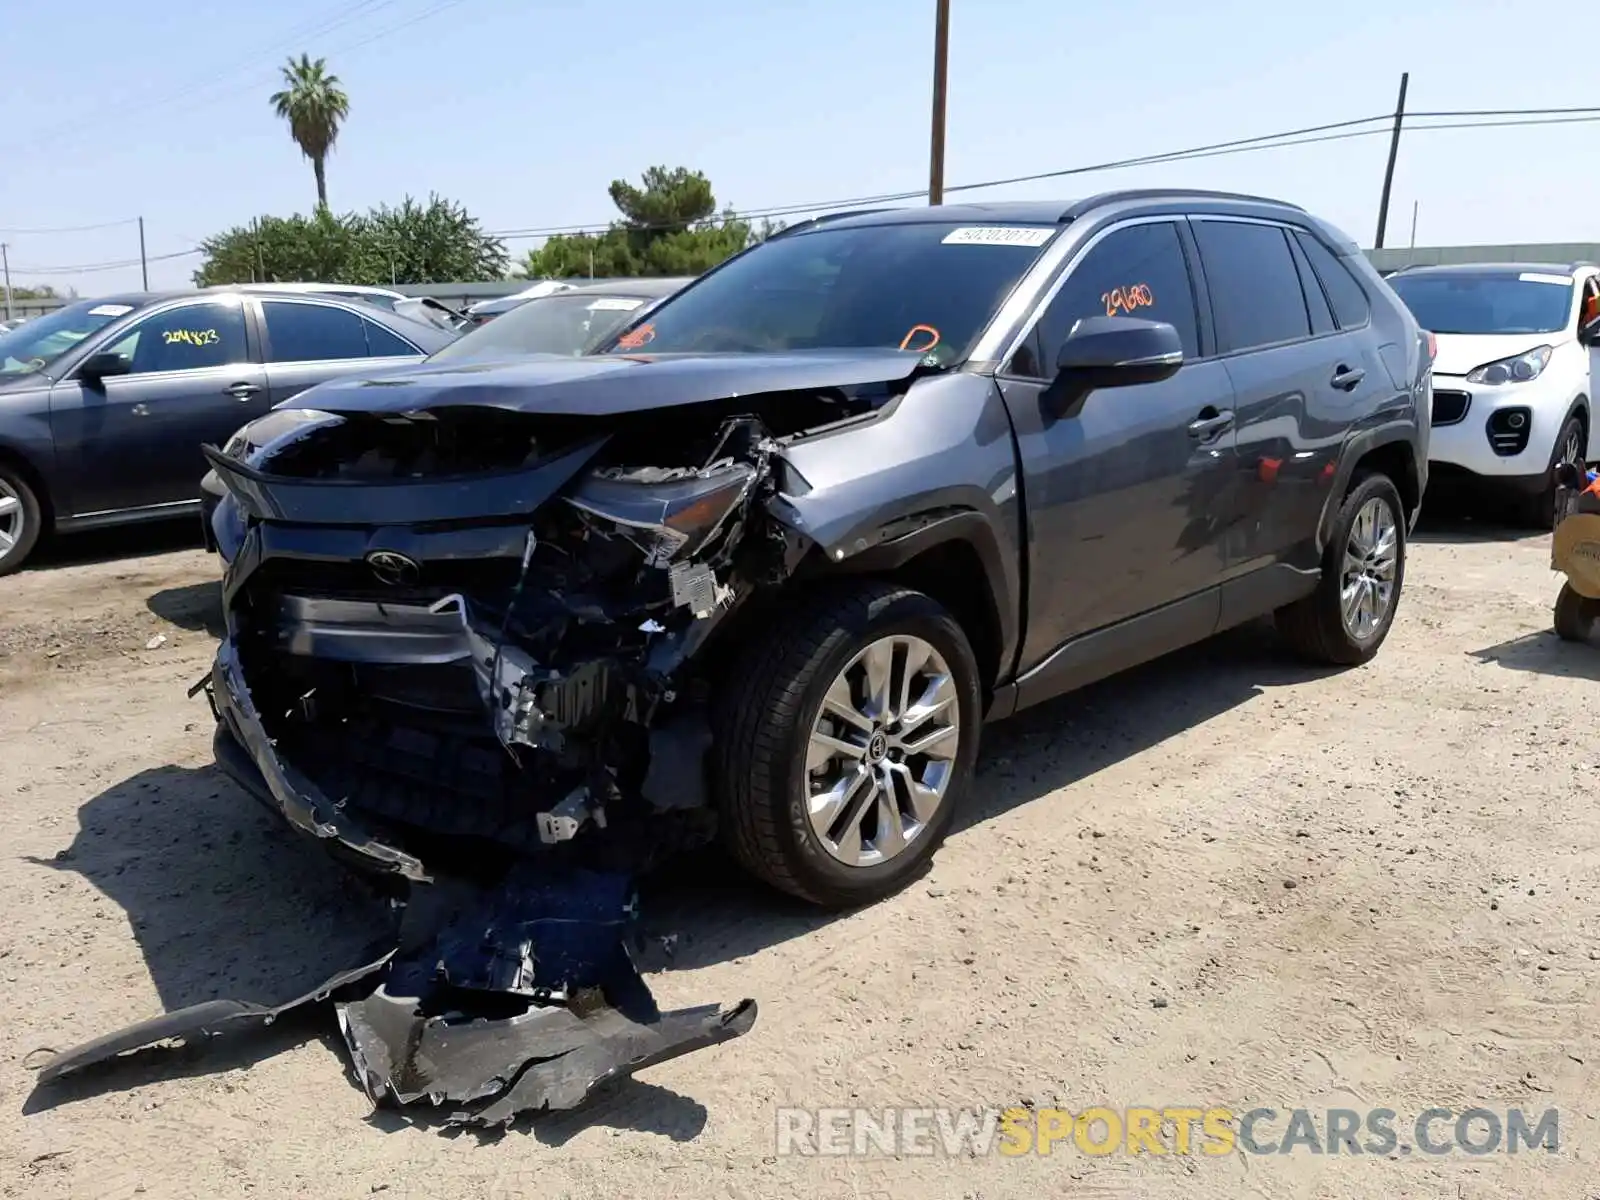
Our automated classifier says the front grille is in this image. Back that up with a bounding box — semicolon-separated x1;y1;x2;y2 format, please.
1432;390;1470;426
1486;407;1533;457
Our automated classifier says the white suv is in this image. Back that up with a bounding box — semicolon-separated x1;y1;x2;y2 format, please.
1387;262;1600;525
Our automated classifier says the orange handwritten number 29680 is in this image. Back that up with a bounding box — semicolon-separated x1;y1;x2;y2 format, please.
1101;283;1154;317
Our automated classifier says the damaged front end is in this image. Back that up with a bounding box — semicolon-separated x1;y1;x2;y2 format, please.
201;404;801;879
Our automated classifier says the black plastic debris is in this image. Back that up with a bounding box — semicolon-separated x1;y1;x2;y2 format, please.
29;867;756;1127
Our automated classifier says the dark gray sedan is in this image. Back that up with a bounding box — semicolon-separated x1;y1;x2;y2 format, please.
0;288;457;574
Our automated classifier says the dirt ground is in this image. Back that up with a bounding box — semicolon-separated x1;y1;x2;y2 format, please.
1;515;1597;1200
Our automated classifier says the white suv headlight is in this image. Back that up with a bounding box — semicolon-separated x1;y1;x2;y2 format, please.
1466;345;1553;385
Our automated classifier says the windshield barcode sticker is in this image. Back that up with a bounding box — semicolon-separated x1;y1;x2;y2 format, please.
587;297;645;311
88;304;134;317
942;226;1054;247
1520;272;1572;285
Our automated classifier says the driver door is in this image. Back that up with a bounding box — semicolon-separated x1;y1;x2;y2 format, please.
49;298;265;516
995;218;1238;679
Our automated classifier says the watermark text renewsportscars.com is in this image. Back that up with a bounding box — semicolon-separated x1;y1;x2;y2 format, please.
774;1106;1560;1158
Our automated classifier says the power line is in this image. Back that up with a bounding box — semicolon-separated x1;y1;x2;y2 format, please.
487;107;1600;241
10;105;1600;276
0;218;140;236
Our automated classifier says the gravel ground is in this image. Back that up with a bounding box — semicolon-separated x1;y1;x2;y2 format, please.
1;516;1597;1200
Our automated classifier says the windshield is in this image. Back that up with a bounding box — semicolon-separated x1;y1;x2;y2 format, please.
431;292;656;361
598;221;1058;360
1388;271;1575;335
0;299;136;377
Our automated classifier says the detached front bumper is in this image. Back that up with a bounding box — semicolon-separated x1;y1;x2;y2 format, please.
206;637;432;882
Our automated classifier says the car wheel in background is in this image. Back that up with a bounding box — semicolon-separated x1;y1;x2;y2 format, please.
713;581;982;909
1275;472;1407;666
1515;413;1586;530
0;464;43;577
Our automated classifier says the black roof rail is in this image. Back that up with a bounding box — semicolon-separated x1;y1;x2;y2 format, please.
1060;188;1308;222
766;208;905;238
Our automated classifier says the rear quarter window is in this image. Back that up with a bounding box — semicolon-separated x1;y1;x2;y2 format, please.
1294;231;1371;330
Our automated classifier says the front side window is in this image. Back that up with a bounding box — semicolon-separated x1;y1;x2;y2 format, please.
0;300;136;377
1018;221;1200;375
597;221;1057;363
1192;220;1312;353
104;300;249;374
263;300;370;362
1387;271;1575;335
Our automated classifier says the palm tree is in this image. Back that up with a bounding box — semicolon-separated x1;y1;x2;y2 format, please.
270;54;350;210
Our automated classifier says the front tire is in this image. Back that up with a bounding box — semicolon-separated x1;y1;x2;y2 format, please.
0;463;43;577
1554;582;1599;642
1275;472;1406;665
713;582;982;908
1515;413;1586;530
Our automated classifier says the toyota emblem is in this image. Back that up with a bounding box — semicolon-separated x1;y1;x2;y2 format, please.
365;550;420;587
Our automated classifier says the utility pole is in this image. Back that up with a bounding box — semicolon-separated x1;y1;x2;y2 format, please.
928;0;950;205
1409;200;1419;250
1;243;11;321
1374;71;1409;250
138;216;148;290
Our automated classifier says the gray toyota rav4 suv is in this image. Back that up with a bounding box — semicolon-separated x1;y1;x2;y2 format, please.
203;189;1432;910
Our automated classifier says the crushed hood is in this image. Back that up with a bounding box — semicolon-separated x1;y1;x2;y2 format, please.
277;348;931;417
1431;332;1568;378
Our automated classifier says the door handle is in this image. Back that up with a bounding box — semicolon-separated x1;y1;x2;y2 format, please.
1331;365;1366;391
227;382;260;400
1187;408;1234;440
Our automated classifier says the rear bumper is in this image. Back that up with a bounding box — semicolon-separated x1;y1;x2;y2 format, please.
206;638;431;881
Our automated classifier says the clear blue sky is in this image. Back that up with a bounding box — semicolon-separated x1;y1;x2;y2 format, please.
2;0;1596;297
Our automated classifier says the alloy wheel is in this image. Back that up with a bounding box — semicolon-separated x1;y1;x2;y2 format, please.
1340;497;1399;641
804;634;961;868
0;478;24;560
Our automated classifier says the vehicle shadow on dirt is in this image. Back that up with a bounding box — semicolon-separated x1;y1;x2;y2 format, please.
26;516;204;572
1409;509;1542;545
637;617;1331;973
24;619;1329;1139
1471;627;1600;681
22;763;721;1143
146;580;226;637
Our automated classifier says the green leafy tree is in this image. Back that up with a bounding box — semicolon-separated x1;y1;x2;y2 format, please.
521;167;782;280
192;195;507;287
270;54;351;210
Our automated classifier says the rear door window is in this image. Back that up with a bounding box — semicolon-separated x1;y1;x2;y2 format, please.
1293;230;1372;330
262;300;370;362
1192;220;1311;353
361;318;420;357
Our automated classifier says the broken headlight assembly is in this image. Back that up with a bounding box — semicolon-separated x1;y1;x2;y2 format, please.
565;461;758;567
222;407;345;463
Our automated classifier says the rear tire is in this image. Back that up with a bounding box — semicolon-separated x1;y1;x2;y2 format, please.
1275;472;1406;666
0;463;43;577
1554;582;1599;643
712;581;982;908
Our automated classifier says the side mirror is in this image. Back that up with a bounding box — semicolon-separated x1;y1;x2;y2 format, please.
78;351;133;384
1054;316;1185;389
1579;316;1600;346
